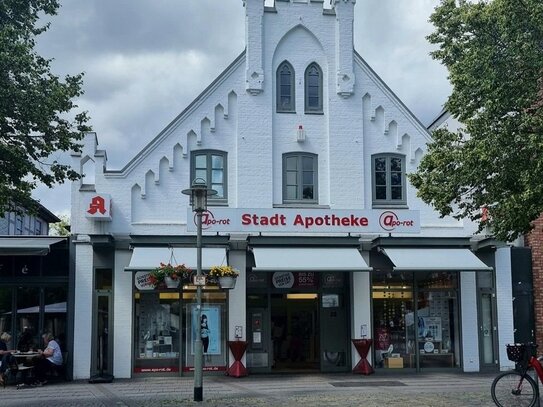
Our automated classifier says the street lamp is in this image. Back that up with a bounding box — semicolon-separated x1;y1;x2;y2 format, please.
182;178;217;402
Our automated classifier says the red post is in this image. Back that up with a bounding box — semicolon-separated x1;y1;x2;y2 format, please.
227;340;248;378
352;339;374;375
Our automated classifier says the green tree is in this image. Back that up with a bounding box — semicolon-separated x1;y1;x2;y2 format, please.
49;213;70;236
0;0;90;215
410;0;543;241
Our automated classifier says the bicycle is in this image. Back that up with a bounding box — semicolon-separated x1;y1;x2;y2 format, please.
491;343;543;407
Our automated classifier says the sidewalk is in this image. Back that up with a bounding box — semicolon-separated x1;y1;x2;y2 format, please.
0;372;498;407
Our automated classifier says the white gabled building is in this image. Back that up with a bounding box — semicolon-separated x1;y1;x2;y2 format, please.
70;0;516;380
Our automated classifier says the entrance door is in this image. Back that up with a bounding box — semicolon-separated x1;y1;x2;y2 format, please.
478;290;498;368
271;293;319;372
320;292;349;372
92;291;113;376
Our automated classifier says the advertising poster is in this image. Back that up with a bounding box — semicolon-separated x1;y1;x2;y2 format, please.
189;304;221;355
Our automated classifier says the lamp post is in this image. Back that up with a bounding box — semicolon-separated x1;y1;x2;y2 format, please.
182;178;217;402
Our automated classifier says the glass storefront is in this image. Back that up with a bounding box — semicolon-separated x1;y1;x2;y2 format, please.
372;270;459;370
133;287;227;375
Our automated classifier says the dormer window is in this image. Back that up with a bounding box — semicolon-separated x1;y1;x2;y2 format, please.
276;61;295;113
305;62;323;114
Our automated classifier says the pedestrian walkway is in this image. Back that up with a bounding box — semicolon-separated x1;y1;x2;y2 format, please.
0;372;498;407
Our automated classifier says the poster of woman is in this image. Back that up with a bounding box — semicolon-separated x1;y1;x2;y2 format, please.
189;304;221;355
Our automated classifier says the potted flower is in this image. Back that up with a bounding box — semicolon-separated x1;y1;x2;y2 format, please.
209;265;239;289
149;262;191;289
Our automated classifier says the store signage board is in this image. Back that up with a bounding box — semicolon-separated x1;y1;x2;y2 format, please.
84;193;112;221
187;208;420;233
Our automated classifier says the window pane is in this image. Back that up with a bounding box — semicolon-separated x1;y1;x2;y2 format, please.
16;287;40;350
302;186;314;199
376;186;386;200
44;286;68;351
375;158;386;172
302;157;313;171
375;172;386;186
195;155;206;168
280;85;291;95
391;172;402;186
211;155;223;169
195;169;207;182
286;157;298;171
212;169;223;184
302;171;313;185
307;97;319;108
280;97;291;109
390;158;402;172
286;171;297;185
286;186;298;200
212;184;224;198
391;186;402;200
308;86;318;98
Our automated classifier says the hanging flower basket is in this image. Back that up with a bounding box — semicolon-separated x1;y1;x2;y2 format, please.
218;276;237;289
209;265;239;290
149;262;191;289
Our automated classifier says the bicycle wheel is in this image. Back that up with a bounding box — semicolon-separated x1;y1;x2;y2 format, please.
491;370;538;407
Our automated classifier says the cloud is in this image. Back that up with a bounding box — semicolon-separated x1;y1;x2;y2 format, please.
33;0;450;216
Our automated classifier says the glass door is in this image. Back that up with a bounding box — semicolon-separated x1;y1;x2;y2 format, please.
479;290;497;368
93;291;112;377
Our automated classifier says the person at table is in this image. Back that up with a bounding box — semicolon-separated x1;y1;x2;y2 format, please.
33;333;63;385
17;327;35;352
0;332;17;386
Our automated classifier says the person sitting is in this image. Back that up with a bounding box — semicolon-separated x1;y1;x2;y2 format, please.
33;333;63;385
17;328;35;352
0;332;17;387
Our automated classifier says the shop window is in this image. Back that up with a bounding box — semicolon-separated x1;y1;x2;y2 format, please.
372;154;406;207
282;152;318;204
182;289;227;372
44;286;68;351
276;61;295;113
133;288;227;374
305;62;323;113
372;270;460;370
0;288;12;343
134;292;181;374
190;150;227;204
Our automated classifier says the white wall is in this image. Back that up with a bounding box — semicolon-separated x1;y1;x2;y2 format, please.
495;247;515;370
113;249;134;378
460;272;479;372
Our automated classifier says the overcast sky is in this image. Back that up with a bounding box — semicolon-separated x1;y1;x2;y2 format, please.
34;0;450;218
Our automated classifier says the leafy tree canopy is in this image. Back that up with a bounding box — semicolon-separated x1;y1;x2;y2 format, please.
49;213;69;236
410;0;543;241
0;0;90;215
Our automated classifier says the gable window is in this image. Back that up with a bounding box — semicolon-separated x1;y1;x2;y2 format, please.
372;154;406;207
191;150;227;204
276;61;295;113
283;153;318;204
305;62;323;113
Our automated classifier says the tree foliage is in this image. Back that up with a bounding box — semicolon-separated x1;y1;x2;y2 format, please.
0;0;90;215
410;0;543;241
49;213;70;236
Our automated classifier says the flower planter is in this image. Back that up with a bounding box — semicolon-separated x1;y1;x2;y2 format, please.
164;276;180;289
218;276;237;289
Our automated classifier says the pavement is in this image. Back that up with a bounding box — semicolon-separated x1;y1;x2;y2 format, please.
0;372;500;407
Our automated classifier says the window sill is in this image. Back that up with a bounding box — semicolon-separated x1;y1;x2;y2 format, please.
304;111;324;115
274;204;330;209
372;203;409;209
208;201;229;207
277;110;296;114
79;184;96;192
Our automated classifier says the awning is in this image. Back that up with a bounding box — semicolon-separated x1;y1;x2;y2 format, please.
252;247;371;272
125;247;227;271
0;237;65;256
381;248;492;272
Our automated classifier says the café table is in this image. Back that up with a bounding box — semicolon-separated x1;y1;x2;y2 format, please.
12;351;40;386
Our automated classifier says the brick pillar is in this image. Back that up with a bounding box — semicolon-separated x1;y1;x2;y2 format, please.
525;215;543;346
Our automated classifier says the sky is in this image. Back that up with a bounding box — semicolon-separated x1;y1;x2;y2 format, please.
33;0;450;218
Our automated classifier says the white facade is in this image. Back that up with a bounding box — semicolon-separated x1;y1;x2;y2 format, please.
71;0;512;379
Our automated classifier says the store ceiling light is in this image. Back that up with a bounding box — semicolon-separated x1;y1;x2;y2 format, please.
286;293;318;300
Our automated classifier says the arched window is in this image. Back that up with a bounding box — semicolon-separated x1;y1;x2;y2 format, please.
305;62;323;113
276;61;295;112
